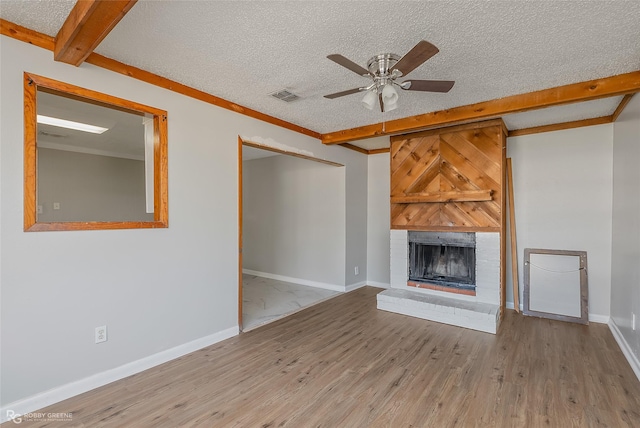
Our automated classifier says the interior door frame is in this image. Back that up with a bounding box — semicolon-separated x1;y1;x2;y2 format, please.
237;137;344;332
237;136;244;331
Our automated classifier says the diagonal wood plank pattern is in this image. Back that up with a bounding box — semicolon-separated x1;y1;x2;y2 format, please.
17;287;640;427
391;120;507;230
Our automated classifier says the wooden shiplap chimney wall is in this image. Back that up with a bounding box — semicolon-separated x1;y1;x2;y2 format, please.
390;119;507;232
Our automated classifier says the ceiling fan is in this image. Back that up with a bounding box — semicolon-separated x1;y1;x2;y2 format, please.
324;40;454;112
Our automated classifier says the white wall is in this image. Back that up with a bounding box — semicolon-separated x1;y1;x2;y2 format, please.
0;36;367;408
243;155;346;287
366;151;390;287
611;94;640;371
38;148;153;222
345;155;368;287
507;124;614;321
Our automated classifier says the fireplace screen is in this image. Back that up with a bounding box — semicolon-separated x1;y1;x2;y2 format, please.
408;232;476;289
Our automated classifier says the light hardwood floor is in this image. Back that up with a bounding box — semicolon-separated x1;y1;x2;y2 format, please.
11;286;640;427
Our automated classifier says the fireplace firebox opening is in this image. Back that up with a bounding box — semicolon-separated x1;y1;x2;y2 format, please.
408;232;476;292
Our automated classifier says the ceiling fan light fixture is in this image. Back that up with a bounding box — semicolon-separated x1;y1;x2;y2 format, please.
362;90;377;110
384;99;398;112
381;84;399;106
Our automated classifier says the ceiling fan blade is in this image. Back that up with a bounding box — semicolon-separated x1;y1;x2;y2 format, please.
401;80;455;93
324;88;363;99
390;40;439;76
327;54;370;76
379;93;385;113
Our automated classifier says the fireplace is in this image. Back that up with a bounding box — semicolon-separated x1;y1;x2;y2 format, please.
380;120;506;334
408;231;476;292
385;229;501;333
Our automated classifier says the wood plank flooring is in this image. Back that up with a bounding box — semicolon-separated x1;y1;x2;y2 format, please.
11;286;640;427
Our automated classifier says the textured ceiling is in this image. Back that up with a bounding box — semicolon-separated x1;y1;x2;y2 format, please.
1;0;639;145
0;0;73;36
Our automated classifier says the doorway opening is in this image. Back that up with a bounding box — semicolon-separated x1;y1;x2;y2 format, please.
238;138;345;331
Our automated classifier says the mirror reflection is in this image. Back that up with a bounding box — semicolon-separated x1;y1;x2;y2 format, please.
36;90;154;222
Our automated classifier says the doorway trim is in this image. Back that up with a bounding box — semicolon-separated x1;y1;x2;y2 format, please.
242;140;343;167
237;136;344;331
238;136;244;330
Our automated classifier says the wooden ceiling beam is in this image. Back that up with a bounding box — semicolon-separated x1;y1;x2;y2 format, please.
368;147;391;155
0;18;54;50
507;116;613;138
54;0;138;66
339;143;391;155
612;94;636;122
3;17;637;146
339;143;369;155
321;70;640;145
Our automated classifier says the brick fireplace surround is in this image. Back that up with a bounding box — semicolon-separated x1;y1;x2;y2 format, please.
376;119;507;334
378;230;501;333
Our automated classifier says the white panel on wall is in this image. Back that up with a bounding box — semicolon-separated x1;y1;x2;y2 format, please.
528;253;582;317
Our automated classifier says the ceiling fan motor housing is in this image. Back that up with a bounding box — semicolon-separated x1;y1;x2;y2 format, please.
367;54;401;87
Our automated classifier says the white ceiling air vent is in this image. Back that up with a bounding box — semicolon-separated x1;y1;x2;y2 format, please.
270;89;300;103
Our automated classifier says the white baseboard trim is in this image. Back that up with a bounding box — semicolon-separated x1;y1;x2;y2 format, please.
243;269;345;292
0;326;239;424
588;313;610;324
608;319;640;382
345;280;367;292
366;281;390;289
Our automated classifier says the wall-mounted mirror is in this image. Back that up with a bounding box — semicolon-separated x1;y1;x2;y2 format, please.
24;73;168;231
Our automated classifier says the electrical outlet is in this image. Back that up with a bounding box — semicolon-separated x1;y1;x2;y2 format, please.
633;313;636;331
53;202;60;210
37;205;43;214
95;326;107;344
354;266;359;275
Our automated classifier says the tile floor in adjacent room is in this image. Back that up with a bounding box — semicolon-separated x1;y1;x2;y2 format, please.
242;274;340;331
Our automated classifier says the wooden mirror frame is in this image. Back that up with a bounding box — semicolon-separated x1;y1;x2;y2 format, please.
24;72;168;231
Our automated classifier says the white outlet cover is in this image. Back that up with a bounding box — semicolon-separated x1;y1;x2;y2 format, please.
95;326;107;344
